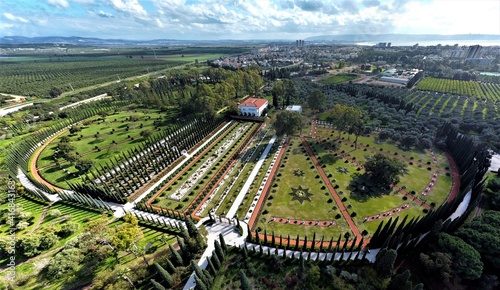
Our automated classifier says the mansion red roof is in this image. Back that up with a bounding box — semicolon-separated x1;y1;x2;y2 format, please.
238;97;268;109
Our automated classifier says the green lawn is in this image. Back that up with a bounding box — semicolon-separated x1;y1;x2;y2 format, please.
255;138;348;240
35;107;178;188
254;128;453;240
318;73;359;85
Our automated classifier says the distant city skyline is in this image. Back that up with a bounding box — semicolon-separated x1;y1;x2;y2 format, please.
1;0;499;40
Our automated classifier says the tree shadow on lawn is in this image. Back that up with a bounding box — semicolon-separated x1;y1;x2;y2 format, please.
55;173;79;183
348;173;391;202
40;155;55;161
321;153;341;165
45;164;70;173
129;138;146;144
88;138;105;145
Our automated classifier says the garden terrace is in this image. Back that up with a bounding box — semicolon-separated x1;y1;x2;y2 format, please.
189;124;266;217
252;125;454;246
74;115;224;202
35;108;178;188
169;123;251;201
86;116;224;199
253;138;351;241
210;127;276;217
311;127;453;233
146;121;259;214
147;121;240;208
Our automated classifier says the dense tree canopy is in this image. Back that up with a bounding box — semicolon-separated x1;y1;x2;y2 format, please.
364;153;407;188
308;89;327;112
437;233;483;280
456;210;500;270
329;104;362;138
273;110;303;136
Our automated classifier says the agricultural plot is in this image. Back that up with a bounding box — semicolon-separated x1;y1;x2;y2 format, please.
35;108;178;188
415;77;500;100
0;57;188;96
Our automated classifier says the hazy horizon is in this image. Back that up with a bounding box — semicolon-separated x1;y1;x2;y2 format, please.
1;0;499;41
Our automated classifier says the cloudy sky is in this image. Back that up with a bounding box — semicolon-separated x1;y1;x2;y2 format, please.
1;0;499;40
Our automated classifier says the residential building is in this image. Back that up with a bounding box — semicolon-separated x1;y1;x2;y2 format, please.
238;97;269;117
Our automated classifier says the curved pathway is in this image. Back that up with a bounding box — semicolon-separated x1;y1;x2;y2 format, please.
29;130;67;191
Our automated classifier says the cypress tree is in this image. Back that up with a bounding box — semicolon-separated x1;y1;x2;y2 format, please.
191;260;211;287
328;237;334;252
335;233;342;252
180;223;191;241
177;236;188;255
219;233;228;253
154;262;174;288
194;275;208;290
239;269;252;290
298;252;305;279
150;279;165;290
214;240;225;262
169;244;184;266
246;224;252;242
242;243;248;259
207;257;217;276
375;248;397;278
210;252;221;270
165;257;176;273
185;216;198;238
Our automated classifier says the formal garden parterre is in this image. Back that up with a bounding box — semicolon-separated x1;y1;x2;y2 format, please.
1;59;494;289
17;98;468;250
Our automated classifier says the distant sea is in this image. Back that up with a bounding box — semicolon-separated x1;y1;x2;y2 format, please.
355;40;499;47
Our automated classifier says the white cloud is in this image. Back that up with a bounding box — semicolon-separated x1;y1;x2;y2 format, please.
392;0;500;35
97;10;114;18
3;12;29;23
109;0;148;18
155;18;164;28
1;0;498;40
47;0;70;8
71;0;95;4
